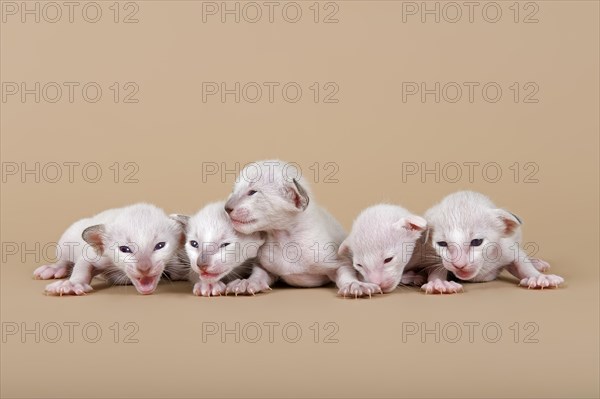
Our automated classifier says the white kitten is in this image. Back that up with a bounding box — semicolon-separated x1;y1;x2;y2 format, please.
177;201;267;296
339;204;428;293
425;191;563;289
224;159;381;298
35;203;188;295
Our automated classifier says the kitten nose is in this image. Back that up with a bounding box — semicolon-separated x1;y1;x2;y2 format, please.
197;263;209;272
137;262;152;273
452;263;467;270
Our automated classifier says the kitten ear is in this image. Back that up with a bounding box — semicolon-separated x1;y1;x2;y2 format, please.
338;239;350;257
282;178;310;211
494;209;522;236
170;214;190;230
393;215;427;237
82;224;105;253
169;214;190;246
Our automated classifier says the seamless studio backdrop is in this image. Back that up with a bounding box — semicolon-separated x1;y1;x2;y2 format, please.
1;2;599;398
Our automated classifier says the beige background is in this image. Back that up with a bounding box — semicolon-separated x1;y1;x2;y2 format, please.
1;1;599;398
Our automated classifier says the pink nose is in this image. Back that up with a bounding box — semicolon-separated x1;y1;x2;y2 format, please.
137;263;152;273
452;263;468;270
366;274;382;285
198;264;209;272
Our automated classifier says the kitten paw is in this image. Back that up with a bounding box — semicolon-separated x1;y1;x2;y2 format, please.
45;280;93;296
226;278;271;296
519;274;564;289
530;258;551;272
421;279;463;294
193;280;226;297
34;263;70;280
338;281;382;298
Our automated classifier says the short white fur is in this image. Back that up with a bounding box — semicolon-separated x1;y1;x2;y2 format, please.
339;204;429;293
181;201;267;297
34;203;189;295
425;191;563;289
224;160;381;297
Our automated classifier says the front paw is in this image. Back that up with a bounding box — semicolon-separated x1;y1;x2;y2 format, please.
34;264;69;280
519;274;564;289
45;280;93;296
193;280;226;297
226;278;271;296
338;281;382;298
530;258;551;272
421;279;463;294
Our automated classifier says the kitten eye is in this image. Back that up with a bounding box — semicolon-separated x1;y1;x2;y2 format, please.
248;190;257;196
189;240;199;248
220;242;231;248
470;239;484;247
355;264;363;268
119;246;132;253
154;242;166;251
384;257;394;264
437;241;448;247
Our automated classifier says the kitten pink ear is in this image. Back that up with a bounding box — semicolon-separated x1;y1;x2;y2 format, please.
282;179;310;211
494;209;522;236
169;214;190;245
338;239;350;257
82;224;105;254
393;215;427;236
170;214;190;229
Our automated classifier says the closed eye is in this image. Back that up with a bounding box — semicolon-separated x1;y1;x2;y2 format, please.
248;190;257;196
220;242;231;248
436;241;448;247
355;264;363;268
384;257;393;264
470;239;484;247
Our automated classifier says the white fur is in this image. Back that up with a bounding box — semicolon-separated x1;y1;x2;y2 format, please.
183;201;267;296
339;204;428;293
34;203;189;295
224;160;381;297
425;191;564;289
